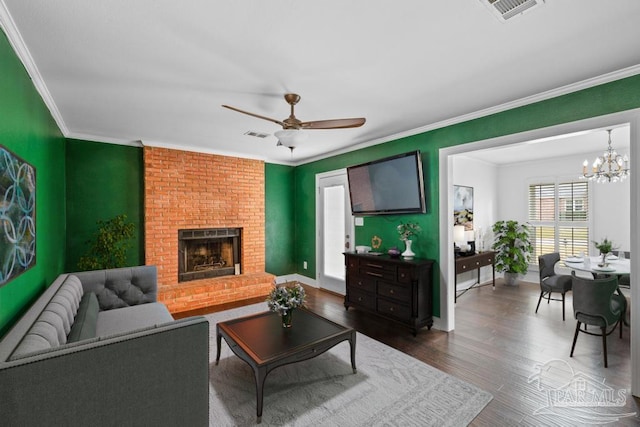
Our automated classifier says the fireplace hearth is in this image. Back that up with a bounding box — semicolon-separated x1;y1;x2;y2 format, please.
178;228;241;282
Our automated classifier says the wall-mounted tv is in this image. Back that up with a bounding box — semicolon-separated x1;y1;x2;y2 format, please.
347;150;426;216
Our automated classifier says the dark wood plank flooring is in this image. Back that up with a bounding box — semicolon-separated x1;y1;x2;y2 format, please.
178;279;639;425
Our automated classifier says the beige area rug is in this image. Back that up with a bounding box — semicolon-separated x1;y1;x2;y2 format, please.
207;303;492;426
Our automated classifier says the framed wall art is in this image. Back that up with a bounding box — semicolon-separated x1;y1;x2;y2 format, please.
0;145;36;286
453;185;473;231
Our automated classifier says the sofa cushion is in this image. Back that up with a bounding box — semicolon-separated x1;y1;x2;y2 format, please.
67;292;100;343
96;303;173;337
74;266;158;310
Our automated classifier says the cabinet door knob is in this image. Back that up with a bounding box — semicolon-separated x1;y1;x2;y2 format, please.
390;289;394;294
389;307;394;312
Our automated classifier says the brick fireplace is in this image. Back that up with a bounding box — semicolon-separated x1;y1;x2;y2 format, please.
144;146;274;314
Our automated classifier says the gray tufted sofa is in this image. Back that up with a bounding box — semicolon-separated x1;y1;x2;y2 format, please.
0;265;209;426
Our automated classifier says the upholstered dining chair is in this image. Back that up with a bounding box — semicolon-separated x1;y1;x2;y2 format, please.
536;252;572;320
570;272;624;368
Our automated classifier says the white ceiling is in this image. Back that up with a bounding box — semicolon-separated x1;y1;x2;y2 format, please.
462;124;631;165
1;0;640;165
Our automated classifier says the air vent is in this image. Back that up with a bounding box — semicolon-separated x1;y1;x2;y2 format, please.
482;0;544;21
244;131;269;139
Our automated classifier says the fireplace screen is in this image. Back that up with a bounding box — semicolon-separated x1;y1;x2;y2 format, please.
178;228;241;282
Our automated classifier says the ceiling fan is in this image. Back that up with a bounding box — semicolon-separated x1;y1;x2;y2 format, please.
222;93;366;150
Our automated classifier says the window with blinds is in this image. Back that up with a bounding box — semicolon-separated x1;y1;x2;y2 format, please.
528;181;589;261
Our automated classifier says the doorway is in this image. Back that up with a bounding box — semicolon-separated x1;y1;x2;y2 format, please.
316;169;354;295
439;109;640;395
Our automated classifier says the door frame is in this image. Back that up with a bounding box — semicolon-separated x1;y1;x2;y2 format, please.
439;108;640;395
315;168;354;294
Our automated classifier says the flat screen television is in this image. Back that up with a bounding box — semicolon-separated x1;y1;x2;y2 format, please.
347;150;426;215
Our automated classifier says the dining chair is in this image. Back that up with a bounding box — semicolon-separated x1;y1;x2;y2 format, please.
570;272;624;368
536;252;572;320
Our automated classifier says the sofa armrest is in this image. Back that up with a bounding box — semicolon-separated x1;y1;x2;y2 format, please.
0;316;209;426
74;265;158;310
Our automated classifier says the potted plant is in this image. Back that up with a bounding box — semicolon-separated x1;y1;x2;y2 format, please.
491;220;533;286
77;214;136;271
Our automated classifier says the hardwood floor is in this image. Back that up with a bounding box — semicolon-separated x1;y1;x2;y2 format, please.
178;279;639;425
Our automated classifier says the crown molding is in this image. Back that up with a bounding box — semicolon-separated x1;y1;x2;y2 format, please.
298;64;640;166
2;0;638;166
0;1;68;135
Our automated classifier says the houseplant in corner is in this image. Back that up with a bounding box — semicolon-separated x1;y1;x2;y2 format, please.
491;220;533;286
77;214;136;271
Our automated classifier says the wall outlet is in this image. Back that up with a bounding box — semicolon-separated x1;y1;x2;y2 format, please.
303;261;308;269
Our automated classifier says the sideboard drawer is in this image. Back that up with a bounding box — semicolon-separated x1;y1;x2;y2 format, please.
377;298;410;321
397;267;412;284
455;252;495;274
378;281;410;303
347;288;376;310
348;275;376;294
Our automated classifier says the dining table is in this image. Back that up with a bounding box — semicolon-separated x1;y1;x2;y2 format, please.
562;254;631;277
562;254;630;325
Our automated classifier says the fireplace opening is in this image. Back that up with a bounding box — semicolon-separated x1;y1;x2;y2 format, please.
178;228;241;282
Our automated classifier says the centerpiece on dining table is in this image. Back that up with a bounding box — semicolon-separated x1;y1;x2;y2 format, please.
593;237;618;267
266;282;306;328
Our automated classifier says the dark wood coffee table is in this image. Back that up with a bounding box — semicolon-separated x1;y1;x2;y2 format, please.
216;308;357;423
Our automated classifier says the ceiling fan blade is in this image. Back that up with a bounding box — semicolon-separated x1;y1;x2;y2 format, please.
222;104;286;127
300;118;366;130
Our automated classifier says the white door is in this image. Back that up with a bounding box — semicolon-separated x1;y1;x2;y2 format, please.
317;170;354;295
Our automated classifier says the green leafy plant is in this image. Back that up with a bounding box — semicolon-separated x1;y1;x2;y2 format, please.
77;214;136;271
397;222;421;241
491;220;533;275
593;237;617;255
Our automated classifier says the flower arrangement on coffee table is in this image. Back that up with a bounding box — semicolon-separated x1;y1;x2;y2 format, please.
266;282;306;328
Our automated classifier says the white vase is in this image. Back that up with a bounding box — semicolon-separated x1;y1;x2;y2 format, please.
402;239;415;258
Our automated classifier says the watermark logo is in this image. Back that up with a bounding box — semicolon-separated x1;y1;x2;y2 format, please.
528;359;636;424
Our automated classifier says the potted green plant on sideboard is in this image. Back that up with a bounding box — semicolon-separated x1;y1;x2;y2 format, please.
77;214;136;271
492;220;533;286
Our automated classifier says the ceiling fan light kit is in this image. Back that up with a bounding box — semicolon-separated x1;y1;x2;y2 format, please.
222;93;365;152
274;129;308;148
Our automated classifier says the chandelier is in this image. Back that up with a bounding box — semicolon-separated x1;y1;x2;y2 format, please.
580;129;630;183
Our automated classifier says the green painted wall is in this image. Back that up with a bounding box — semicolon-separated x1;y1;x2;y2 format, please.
294;74;640;317
265;163;296;275
0;29;67;334
3;15;640;330
65;140;144;271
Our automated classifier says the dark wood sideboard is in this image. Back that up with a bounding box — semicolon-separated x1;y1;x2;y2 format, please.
344;252;434;336
454;251;496;302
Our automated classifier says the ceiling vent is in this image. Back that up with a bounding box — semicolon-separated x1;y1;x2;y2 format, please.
244;131;269;139
482;0;544;21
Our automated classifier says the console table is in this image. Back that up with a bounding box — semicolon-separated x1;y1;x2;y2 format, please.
455;251;496;302
344;252;434;335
